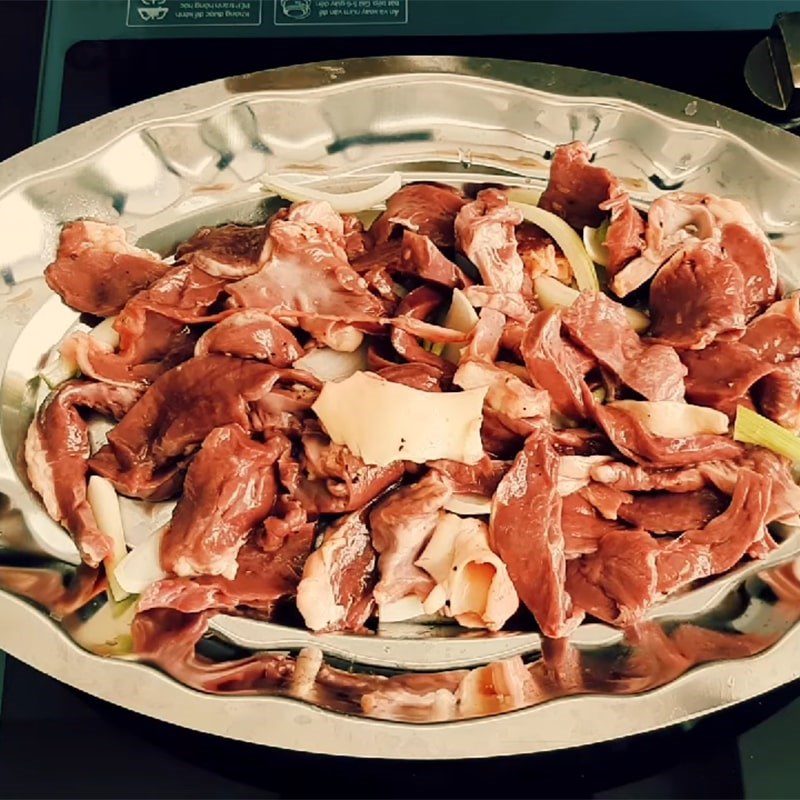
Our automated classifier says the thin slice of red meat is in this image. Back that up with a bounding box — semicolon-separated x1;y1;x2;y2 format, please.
25;381;142;566
377;362;444;391
279;434;404;516
516;220;572;284
175;223;268;278
113;263;231;338
756;359;800;432
389;285;455;374
720;221;778;317
603;193;646;274
88;355;289;499
399;230;467;287
45;221;169;316
489;431;584;637
551;427;611;457
227;201;383;351
160;425;283;578
561;492;630;558
369;470;452;606
579;483;631;520
296;508;377;632
455;188;524;293
428;456;508;496
610;192;777;307
351;240;402;274
539;141;621;229
700;448;800;525
342;214;373;260
566;529;661;625
657;469;771;593
562;291;686;401
593;403;742;468
616;488;728;533
522;307;592;420
140;525;314;615
58;264;228;390
681;340;775;418
649;242;746;350
740;296;800;363
589;461;706;493
194;310;303;366
58;325;193;390
370;183;466;248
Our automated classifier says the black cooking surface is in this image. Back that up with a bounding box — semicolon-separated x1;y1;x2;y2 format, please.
3;21;800;799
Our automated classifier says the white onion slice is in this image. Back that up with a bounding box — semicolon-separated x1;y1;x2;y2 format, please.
86;476;129;602
443;493;491;515
262;172;402;213
533;275;650;334
40;315;120;389
294;345;367;382
114;526;168;595
511;200;599;291
442;288;479;365
610;400;729;438
505;186;542;206
583;222;610;268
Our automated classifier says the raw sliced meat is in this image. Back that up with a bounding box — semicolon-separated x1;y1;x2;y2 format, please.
342;214;373;260
490;431;584;637
140;525;314;615
522;307;591;420
700;448;800;525
390;285;454;373
579;483;631;520
561;492;630;558
175;223;268;278
455;188;524;293
296;508;377;632
603;193;646;274
369;470;452;607
589;462;706;493
280;434;404;515
370;182;466;248
657;469;771;593
539;141;620;229
45;221;169;316
681;340;775;418
227;201;383;351
566;529;660;624
399;230;467;287
740;296;800;363
194;310;303;366
516;220;572;284
377;362;444;391
428;457;508;496
756;360;800;432
562;291;686;401
593;402;742;468
88;356;291;499
720;220;778;317
25;381;141;566
160;425;283;579
617;488;727;533
649;242;746;349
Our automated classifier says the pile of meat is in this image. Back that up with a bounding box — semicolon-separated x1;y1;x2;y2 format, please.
25;141;800;646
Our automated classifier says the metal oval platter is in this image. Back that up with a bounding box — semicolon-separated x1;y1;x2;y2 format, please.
2;56;800;760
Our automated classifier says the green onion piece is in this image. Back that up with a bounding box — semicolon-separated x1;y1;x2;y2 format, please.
733;405;800;462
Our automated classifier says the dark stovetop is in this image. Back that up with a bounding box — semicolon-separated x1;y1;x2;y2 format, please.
3;20;800;800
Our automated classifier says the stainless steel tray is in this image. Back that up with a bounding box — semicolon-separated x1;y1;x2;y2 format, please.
3;56;800;759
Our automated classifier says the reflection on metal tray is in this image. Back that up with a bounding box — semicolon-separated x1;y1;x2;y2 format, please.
3;56;800;759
